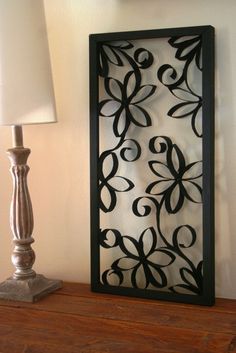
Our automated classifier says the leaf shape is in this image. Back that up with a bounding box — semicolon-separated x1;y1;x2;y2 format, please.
168;101;199;119
131;266;148;289
170;183;181;211
148;249;175;267
111;41;133;50
183;161;202;180
143;265;167;288
109;176;134;192
124;71;141;102
129;105;152;127
99;50;109;77
100;152;118;179
119;236;139;258
149;161;172;178
115;257;139;270
183;181;202;203
169;35;201;61
169;283;200;295
99;99;121;117
171;88;199;102
99;184;117;213
104;77;123;101
180;267;196;287
113;110;130;138
146;180;173;195
103;45;123;66
167;144;186;178
131;85;156;104
139;227;157;257
191;103;202;137
165;183;184;214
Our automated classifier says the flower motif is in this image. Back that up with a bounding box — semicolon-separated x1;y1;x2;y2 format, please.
99;152;134;213
157;35;203;137
170;261;203;295
169;35;202;70
108;227;175;289
99;70;156;139
146;142;202;214
99;41;134;77
167;88;202;138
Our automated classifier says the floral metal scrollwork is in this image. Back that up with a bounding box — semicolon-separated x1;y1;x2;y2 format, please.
157;36;202;137
146;136;202;214
98;36;204;295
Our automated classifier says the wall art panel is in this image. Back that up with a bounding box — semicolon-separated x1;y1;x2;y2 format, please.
90;26;214;305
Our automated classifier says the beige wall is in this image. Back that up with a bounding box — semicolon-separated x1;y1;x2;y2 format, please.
0;0;235;299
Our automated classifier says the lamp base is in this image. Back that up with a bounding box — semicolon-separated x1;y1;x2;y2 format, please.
0;274;62;302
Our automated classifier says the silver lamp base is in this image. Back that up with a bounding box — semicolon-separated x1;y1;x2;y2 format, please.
0;127;63;303
0;275;62;302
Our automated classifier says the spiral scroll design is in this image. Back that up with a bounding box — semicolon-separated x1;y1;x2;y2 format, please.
98;36;204;296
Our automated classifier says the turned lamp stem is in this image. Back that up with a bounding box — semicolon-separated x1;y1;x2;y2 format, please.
12;125;24;148
8;125;36;280
0;125;62;302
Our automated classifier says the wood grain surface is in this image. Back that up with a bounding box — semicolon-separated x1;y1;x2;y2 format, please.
0;283;235;353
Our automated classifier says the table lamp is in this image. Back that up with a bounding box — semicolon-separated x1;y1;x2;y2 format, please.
0;0;62;302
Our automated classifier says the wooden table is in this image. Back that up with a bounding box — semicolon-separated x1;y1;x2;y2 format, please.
0;282;235;353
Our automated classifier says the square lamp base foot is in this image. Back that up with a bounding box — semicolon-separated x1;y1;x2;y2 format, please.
0;274;62;302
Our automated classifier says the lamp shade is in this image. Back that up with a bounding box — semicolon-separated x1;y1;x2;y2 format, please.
0;0;57;126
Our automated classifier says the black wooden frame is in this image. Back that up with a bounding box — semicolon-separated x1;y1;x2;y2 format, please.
90;26;215;305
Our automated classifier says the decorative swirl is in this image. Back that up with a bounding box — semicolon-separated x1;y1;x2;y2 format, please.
169;225;202;294
172;225;197;250
132;196;160;217
98;42;155;214
157;35;203;137
131;195;203;294
157;64;182;88
101;227;175;289
169;36;202;70
133;48;154;69
99;41;154;78
99;228;122;248
100;221;202;294
102;269;124;286
149;135;172;155
98;37;204;297
120;138;141;162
